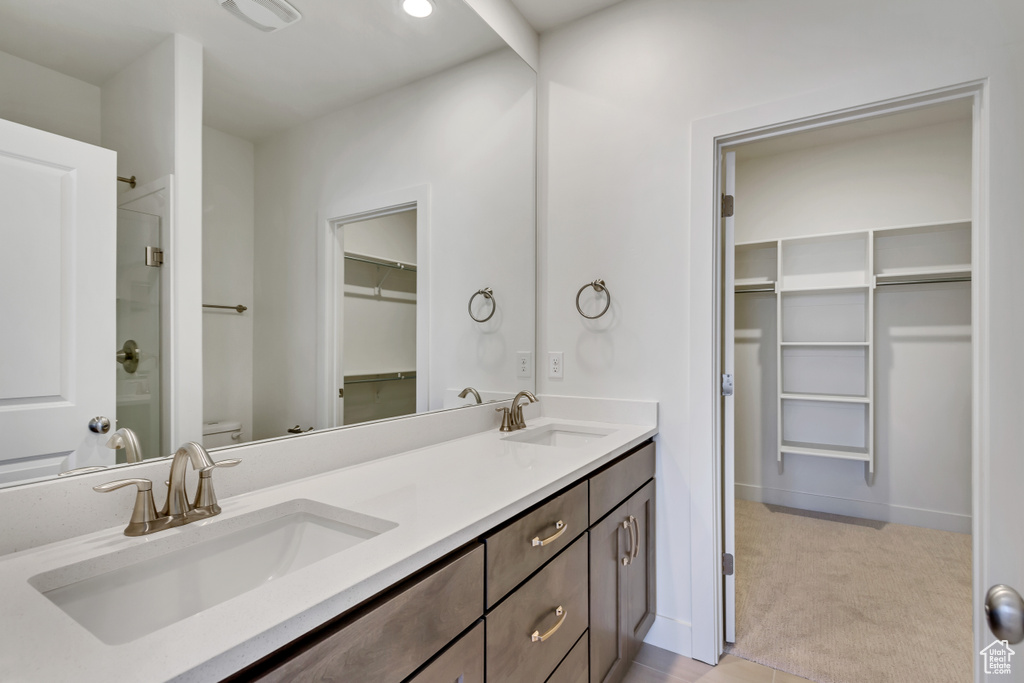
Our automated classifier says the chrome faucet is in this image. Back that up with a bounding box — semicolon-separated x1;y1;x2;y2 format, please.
94;441;240;536
458;387;482;404
510;391;538;430
106;427;143;463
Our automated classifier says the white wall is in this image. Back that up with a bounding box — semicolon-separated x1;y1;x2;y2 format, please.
0;49;100;145
101;38;176;189
253;47;535;441
101;34;205;452
733;119;972;533
537;0;1024;663
736;119;973;241
202;125;254;443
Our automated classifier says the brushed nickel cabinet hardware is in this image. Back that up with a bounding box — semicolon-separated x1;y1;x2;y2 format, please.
626;518;634;561
531;520;566;547
530;606;566;643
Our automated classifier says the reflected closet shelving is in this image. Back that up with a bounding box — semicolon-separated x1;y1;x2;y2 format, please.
735;219;971;485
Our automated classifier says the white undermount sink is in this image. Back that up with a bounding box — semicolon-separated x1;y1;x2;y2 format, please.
30;499;397;645
502;423;613;448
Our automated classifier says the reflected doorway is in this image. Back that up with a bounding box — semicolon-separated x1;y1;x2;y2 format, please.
338;208;418;425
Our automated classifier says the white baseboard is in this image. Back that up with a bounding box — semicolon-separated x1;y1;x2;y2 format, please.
643;614;693;658
735;483;971;534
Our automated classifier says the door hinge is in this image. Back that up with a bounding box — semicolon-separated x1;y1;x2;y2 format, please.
338;388;344;398
723;552;734;576
721;373;734;397
145;246;164;267
721;194;734;218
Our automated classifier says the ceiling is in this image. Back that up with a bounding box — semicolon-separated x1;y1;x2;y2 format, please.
509;0;628;32
0;0;505;140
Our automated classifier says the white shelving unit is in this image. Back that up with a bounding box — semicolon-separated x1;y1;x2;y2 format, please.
735;219;971;486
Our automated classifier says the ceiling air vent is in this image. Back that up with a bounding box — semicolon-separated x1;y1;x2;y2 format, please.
220;0;302;32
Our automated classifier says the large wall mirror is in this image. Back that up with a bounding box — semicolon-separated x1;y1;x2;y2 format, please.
0;0;536;488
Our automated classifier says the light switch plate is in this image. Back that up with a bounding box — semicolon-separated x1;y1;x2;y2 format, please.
517;352;532;378
548;352;563;379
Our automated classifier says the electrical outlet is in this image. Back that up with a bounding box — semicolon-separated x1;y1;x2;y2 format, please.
517;352;532;378
548;352;563;379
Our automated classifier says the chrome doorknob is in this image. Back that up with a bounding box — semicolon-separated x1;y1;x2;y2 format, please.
986;584;1024;644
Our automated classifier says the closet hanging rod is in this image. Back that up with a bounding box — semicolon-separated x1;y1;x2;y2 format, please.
736;286;776;294
203;303;248;313
117;175;137;188
344;253;417;272
344;372;416;385
876;276;971;287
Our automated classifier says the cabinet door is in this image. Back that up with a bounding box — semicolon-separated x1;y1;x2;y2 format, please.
626;480;656;660
589;501;630;683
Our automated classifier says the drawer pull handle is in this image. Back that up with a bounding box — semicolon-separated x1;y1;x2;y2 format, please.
630;515;640;560
532;520;566;547
531;605;566;643
622;518;635;565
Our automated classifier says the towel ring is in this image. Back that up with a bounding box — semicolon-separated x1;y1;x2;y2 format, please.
576;279;611;319
469;287;496;323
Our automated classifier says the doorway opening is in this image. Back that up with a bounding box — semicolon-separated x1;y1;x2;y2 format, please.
718;95;977;682
338;207;418;426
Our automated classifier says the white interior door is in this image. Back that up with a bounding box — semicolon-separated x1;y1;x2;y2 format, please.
722;150;737;643
0;119;116;471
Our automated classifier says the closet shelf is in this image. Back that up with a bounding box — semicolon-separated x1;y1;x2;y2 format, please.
780;341;869;347
874;265;971;286
781;393;869;404
779;283;870;294
779;441;871;462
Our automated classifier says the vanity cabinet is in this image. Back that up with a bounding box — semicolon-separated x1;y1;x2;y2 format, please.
240;544;484;683
225;439;656;683
485;534;589;683
407;620;484;683
589;444;657;683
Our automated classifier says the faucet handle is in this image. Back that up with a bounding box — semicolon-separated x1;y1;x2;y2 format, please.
193;458;241;517
495;407;514;432
199;458;241;474
93;478;161;537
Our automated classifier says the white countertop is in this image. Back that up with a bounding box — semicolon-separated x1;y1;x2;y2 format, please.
0;415;657;682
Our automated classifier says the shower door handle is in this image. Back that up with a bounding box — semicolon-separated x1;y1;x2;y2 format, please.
115;339;141;374
986;584;1024;644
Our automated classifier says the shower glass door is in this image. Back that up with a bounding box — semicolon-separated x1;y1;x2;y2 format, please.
115;206;162;462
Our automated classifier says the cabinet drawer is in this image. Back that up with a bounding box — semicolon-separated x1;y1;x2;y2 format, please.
408;620;484;683
485;481;588;607
487;534;589;683
548;631;588;683
253;544;483;683
589;442;655;525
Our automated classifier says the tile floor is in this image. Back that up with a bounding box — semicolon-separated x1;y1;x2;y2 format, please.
624;644;813;683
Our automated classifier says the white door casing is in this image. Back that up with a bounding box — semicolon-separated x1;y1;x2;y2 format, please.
722;151;737;644
691;81;1018;681
0;119;116;466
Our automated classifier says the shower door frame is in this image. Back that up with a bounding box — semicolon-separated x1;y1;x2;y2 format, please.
117;175;178;458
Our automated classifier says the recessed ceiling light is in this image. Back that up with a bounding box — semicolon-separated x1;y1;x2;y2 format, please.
402;0;434;18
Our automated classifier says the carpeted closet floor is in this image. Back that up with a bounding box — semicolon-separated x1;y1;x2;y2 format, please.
726;500;972;683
